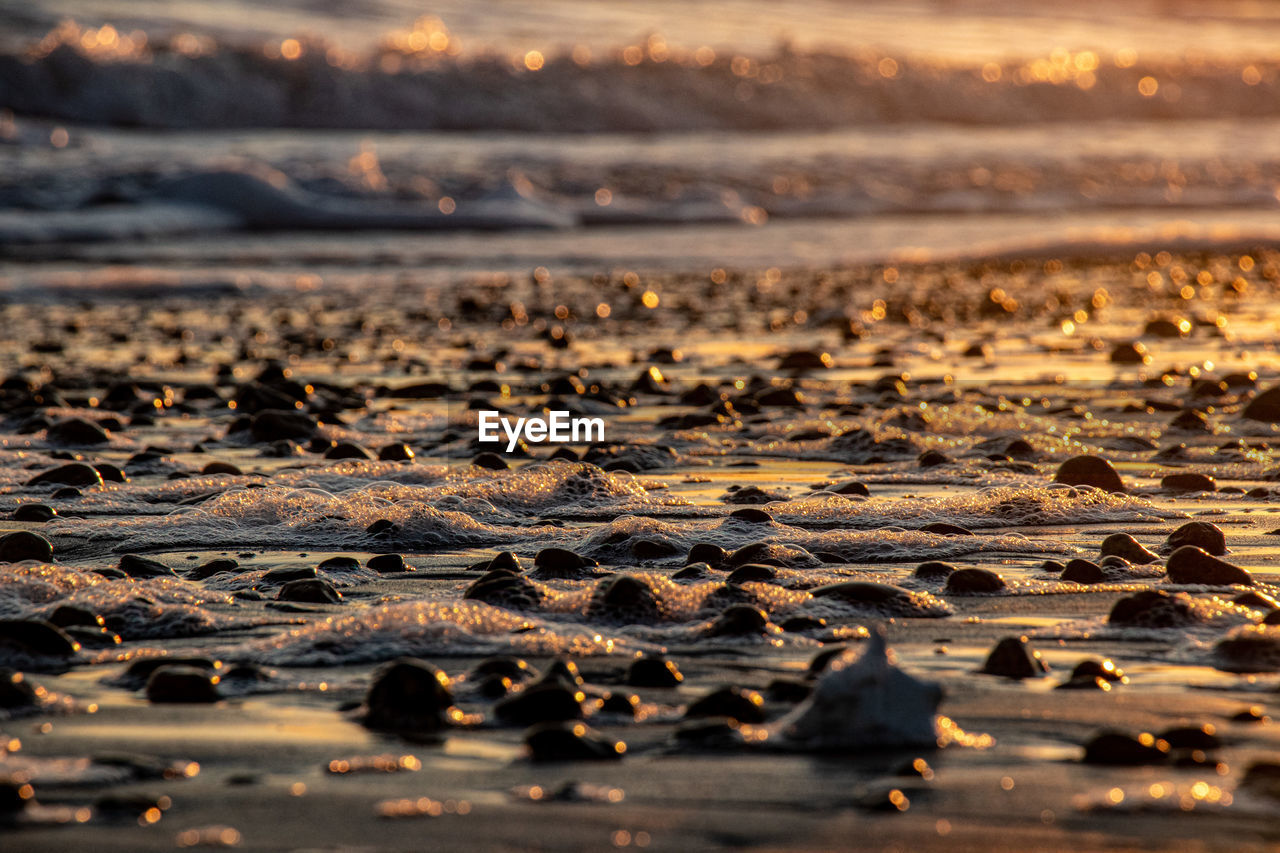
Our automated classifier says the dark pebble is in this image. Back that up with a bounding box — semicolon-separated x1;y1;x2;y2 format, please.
912;561;955;580
687;543;729;566
187;558;239;580
378;443;415;462
728;508;772;523
317;556;360;571
1108;590;1199;627
980;636;1050;679
626;654;683;687
1099;533;1159;564
684;686;766;723
145;665;221;703
706;604;770;637
366;554;406;573
323;441;373;460
365;519;399;537
1166;546;1252;586
472;452;509;470
26;462;103;487
780;615;826;633
587;575;661;622
495;684;584;725
47;417;110;445
277;578;343;604
531;547;594;578
469;656;534;683
261;565;317;584
11;503;56;522
117;554;176;579
1081;731;1169;765
0;531;53;563
1053;455;1126;493
525;721;624;762
362;658;455;731
596;691;640;717
920;522;974;536
0;669;38;710
725;564;776;584
0;619;79;658
944;568;1006;593
1159;724;1220;751
1061;559;1105;585
463;570;543;609
1165;521;1227;556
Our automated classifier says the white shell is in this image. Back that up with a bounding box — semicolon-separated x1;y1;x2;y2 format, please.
770;629;943;749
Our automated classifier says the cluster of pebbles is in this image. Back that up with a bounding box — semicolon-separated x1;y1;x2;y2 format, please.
1;250;1279;843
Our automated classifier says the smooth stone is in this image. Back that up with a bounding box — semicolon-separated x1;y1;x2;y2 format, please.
200;461;243;476
625;654;683;687
810;581;916;606
323;441;373;460
470;657;534;683
1234;591;1280;610
261;565;317;584
980;636;1050;679
725;564;777;584
95;463;128;483
47;417;110;445
1098;555;1132;570
672;563;709;580
145;665;221;703
1159;724;1220;751
596;691;640;717
0;669;39;709
686;543;729;566
317;556;360;571
187;558;239;580
472;452;508;470
463;571;543;609
540;659;584;689
1166;546;1252;586
587;575;661;622
1240;762;1280;800
828;480;870;496
1061;559;1105;585
45;605;103;629
366;554;406;573
249;409;316;442
1162;472;1217;492
912;561;955;580
1108;590;1200;627
780;615;826;633
11;504;56;522
117;554;176;579
1081;731;1170;765
1165;521;1227;556
684;686;766;723
1212;625;1280;673
0;531;53;563
1099;533;1160;564
1070;659;1127;683
277;578;343;603
706;604;770;637
917;449;950;468
26;462;103;487
728;508;772;523
495;684;584;725
525;721;624;762
1053;455;1126;493
0;619;78;658
114;656;220;689
1241;385;1280;423
919;522;973;536
377;442;415;462
944;568;1007;594
362;658;455;731
531;547;593;578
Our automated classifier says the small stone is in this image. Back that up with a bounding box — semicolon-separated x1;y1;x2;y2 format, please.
472;452;508;470
1234;591;1280;610
1165;521;1226;555
920;522;973;536
0;669;39;710
145;665;221;703
1109;342;1150;364
277;578;343;603
943;568;1006;594
531;547;593;578
1212;625;1280;673
1053;455;1126;493
1241;385;1280;423
249;409;316;442
687;543;729;566
587;575;661;622
1070;659;1127;683
525;721;624;762
1108;590;1199;627
725;564;776;584
827;480;870;497
1061;559;1105;585
11;504;56;522
980;636;1050;679
596;691;640;717
1166;546;1252;586
684;686;766;723
626;654;683;687
117;554;176;579
706;605;770;637
200;461;243;476
912;561;955;580
917;450;950;468
367;554;406;573
378;443;415;462
463;571;543;609
495;684;583;725
261;565;317;584
780;615;826;633
1158;724;1220;751
187;558;239;580
1099;533;1160;564
469;656;534;683
323;441;373;460
0;531;53;563
728;507;773;523
1081;731;1169;765
362;658;455;731
26;462;103;487
0;619;78;659
1162;472;1216;492
47;417;110;445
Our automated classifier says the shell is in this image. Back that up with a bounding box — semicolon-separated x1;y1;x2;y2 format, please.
769;629;942;749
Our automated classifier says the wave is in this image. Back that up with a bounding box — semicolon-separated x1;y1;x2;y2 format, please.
2;23;1278;132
